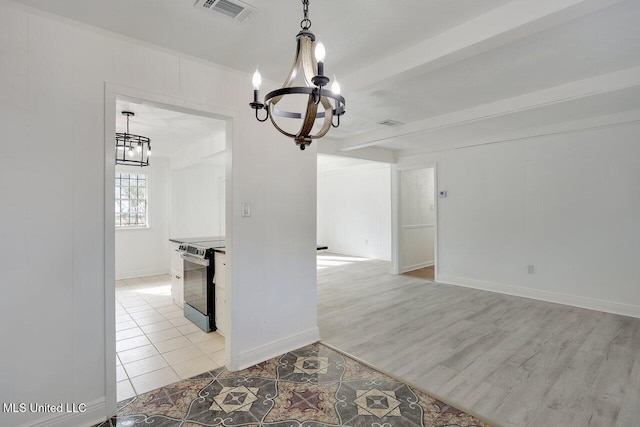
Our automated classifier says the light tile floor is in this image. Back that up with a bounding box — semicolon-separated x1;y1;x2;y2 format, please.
115;274;225;401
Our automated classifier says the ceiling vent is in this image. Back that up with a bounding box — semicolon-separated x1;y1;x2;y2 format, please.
378;119;405;127
194;0;256;22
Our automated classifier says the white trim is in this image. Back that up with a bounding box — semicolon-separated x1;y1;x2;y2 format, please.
323;246;391;262
392;164;438;278
390;165;400;274
235;327;320;371
401;261;434;274
401;223;434;229
438;274;640;319
104;83;238;414
20;398;106;427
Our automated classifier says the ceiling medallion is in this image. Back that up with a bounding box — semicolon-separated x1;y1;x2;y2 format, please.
249;0;346;150
115;111;151;167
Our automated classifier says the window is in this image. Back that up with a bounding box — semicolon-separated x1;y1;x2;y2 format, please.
115;173;147;228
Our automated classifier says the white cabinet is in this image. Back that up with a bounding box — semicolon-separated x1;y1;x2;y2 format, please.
214;251;227;336
170;242;184;306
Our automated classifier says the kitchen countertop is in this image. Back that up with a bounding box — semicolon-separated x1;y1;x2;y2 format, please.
169;236;225;244
170;237;324;255
170;236;226;253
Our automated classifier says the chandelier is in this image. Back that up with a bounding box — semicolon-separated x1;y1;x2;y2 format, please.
115;111;151;167
249;0;345;150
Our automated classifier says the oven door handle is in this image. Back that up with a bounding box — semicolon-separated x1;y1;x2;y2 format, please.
181;254;210;267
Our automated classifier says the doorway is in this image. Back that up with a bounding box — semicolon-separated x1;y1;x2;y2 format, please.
105;88;233;408
397;167;437;281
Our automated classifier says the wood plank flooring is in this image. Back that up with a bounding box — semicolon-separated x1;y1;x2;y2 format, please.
403;265;435;280
317;253;640;427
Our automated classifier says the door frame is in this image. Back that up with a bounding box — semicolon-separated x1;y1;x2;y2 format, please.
103;83;237;415
391;163;439;280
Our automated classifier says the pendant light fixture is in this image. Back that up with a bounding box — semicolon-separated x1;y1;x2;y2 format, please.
249;0;346;150
115;111;151;167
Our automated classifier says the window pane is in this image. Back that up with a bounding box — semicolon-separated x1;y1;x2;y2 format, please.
115;172;147;228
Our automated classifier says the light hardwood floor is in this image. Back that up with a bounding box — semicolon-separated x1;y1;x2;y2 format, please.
317;253;640;427
403;265;435;281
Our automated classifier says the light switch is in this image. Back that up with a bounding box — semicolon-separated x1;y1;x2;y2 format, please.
242;202;251;217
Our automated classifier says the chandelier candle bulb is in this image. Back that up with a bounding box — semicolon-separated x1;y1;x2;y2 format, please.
252;68;262;90
315;42;326;76
331;76;340;95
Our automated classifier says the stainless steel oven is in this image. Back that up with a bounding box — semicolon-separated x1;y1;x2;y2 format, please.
179;243;217;332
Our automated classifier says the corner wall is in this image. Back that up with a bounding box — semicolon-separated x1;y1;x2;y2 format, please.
398;122;640;317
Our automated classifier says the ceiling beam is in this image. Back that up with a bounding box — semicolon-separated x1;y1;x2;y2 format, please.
338;65;640;151
317;138;396;163
396;109;640;160
341;0;623;93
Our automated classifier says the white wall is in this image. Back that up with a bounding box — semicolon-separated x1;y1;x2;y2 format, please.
399;168;435;272
170;162;225;239
115;160;170;279
0;2;318;426
398;122;640;317
317;162;391;260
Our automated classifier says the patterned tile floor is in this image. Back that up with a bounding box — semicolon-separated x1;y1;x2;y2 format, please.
97;343;490;427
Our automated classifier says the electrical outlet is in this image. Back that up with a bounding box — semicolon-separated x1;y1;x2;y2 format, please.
527;264;535;274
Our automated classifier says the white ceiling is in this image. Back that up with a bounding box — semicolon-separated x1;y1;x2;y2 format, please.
15;0;640;158
115;99;226;160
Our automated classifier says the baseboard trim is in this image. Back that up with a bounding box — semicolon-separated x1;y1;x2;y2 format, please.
235;327;320;371
438;274;640;319
21;398;106;427
322;247;391;262
401;261;434;274
115;269;169;280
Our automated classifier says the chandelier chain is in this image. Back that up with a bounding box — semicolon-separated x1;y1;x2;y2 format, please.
300;0;311;30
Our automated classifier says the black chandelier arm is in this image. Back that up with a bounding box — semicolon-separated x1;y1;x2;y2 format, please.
255;108;269;122
332;114;340;128
264;87;345;117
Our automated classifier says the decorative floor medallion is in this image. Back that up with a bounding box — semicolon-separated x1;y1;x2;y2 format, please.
354;388;402;418
293;355;330;375
96;343;491;427
210;385;260;413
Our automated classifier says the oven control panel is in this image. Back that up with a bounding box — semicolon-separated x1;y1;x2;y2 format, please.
178;243;209;259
